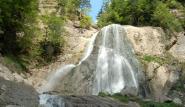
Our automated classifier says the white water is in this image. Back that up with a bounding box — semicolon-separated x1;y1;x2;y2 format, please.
39;64;76;93
92;24;138;95
78;32;98;65
39;94;65;107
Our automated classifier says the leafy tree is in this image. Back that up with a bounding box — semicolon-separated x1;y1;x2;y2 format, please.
57;0;91;19
97;0;185;32
153;1;183;32
0;0;38;55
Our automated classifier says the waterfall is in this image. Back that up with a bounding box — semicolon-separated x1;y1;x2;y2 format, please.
39;24;141;106
39;94;65;107
78;32;98;65
92;24;139;95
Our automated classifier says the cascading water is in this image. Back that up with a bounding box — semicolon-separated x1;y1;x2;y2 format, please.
92;24;139;95
39;24;142;106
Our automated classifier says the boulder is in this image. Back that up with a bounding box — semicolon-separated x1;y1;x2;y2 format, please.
145;62;180;102
0;77;39;107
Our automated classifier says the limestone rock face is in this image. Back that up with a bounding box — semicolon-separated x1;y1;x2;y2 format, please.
0;63;39;106
170;32;185;62
124;26;166;55
145;62;179;102
0;63;30;83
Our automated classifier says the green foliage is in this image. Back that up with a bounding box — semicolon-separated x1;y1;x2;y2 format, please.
80;16;92;29
3;55;28;74
40;16;65;61
57;0;91;20
0;0;92;71
111;93;130;103
97;0;185;32
98;92;111;97
153;1;183;32
142;55;165;64
167;0;183;9
0;0;38;54
99;92;181;107
98;92;135;103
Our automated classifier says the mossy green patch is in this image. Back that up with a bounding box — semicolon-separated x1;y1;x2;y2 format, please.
98;92;182;107
142;55;165;64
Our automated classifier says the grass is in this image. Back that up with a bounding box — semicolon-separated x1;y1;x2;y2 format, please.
140;52;180;65
111;93;130;103
3;55;28;74
142;55;165;65
98;92;136;103
98;92;182;107
140;101;182;107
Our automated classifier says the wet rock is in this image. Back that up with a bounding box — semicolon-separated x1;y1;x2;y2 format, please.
6;105;20;107
128;101;141;107
39;94;128;107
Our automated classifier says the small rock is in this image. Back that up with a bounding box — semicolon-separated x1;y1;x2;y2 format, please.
173;98;182;105
128;101;140;107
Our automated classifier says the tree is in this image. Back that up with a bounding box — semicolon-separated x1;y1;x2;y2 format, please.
97;0;185;32
57;0;91;19
0;0;38;54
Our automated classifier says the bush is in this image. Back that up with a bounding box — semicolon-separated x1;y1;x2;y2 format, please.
98;92;111;97
153;1;183;32
40;15;65;61
80;15;92;29
140;101;181;107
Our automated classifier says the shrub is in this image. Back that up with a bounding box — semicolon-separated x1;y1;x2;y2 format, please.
80;15;92;29
98;92;111;97
153;1;183;32
40;16;65;61
3;55;28;74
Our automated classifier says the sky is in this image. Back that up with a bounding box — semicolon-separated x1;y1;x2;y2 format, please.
89;0;103;23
